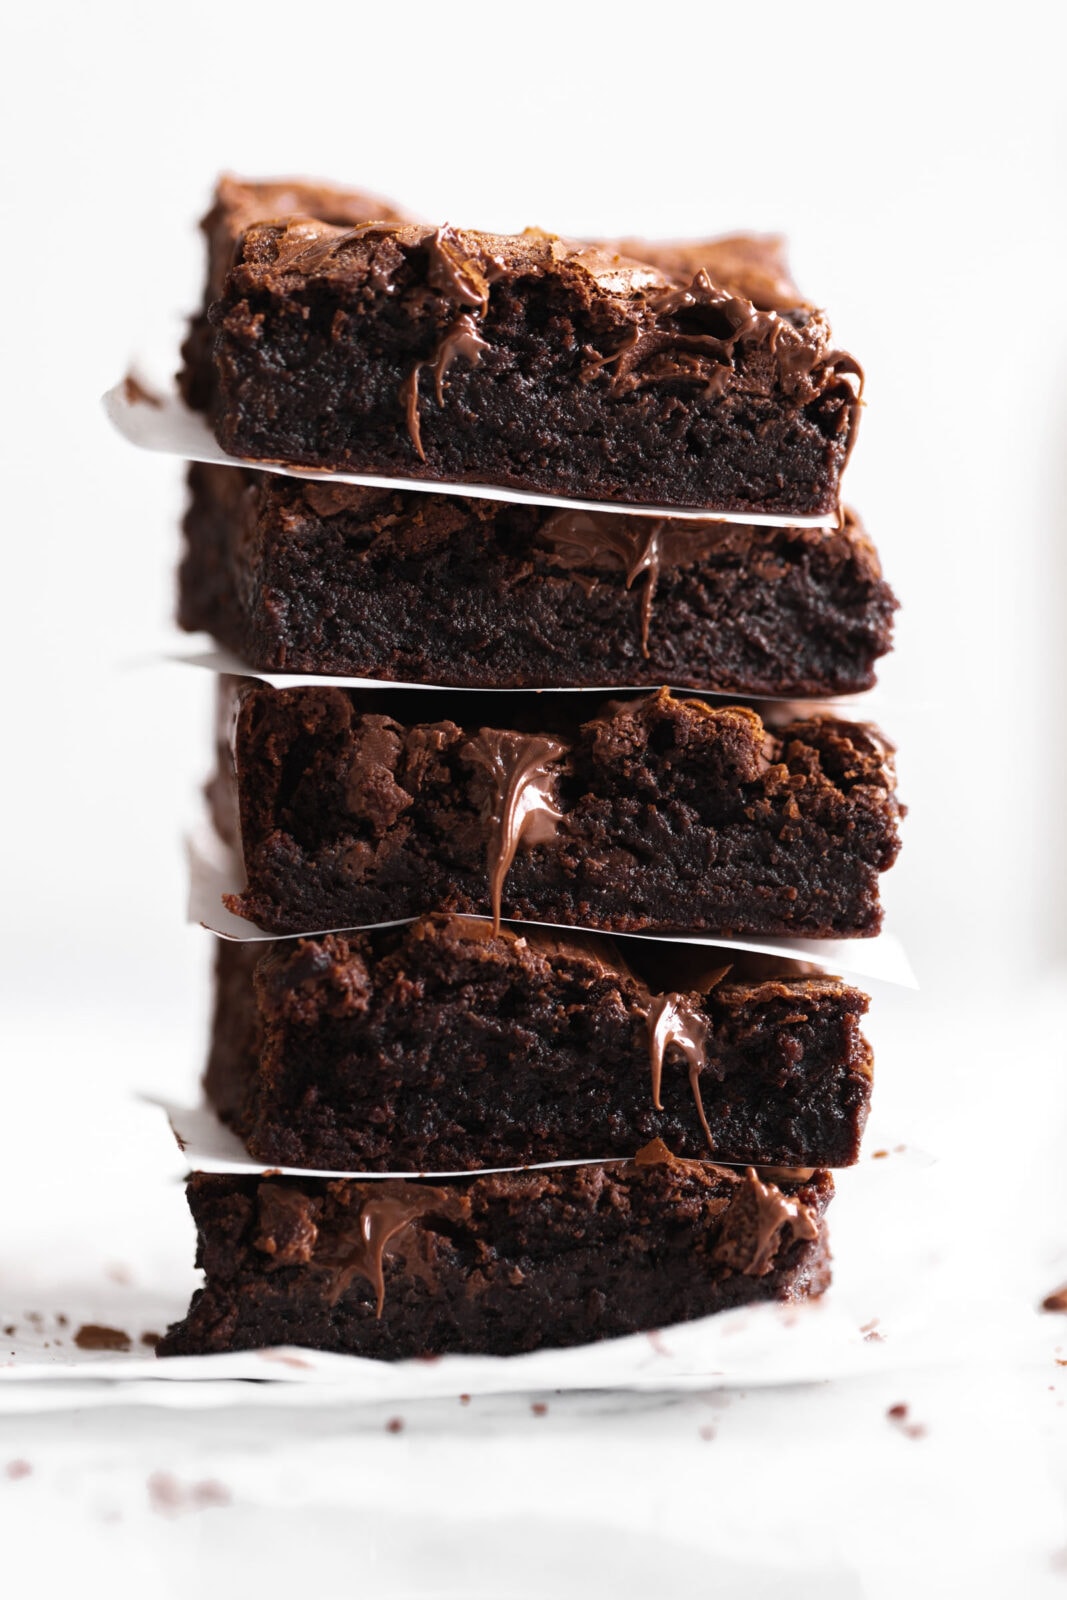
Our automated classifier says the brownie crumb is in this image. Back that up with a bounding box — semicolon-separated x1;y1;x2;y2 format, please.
148;1473;231;1515
1043;1284;1067;1313
74;1324;132;1352
531;1402;548;1417
860;1318;885;1342
56;1315;68;1327
5;1461;32;1481
123;372;163;408
385;1417;404;1434
140;1331;161;1348
459;1394;471;1406
2;1327;14;1337
886;1402;926;1440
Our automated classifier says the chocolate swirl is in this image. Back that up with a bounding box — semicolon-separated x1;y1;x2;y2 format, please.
645;970;729;1152
539;510;751;657
311;1185;449;1317
462;730;566;932
737;1168;819;1277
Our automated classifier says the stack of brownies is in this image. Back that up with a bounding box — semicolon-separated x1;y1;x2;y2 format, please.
156;176;901;1360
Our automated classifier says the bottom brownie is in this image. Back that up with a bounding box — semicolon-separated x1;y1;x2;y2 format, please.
157;1150;833;1359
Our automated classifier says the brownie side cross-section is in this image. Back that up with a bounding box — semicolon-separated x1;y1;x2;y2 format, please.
206;918;872;1170
156;1153;834;1359
179;464;896;695
214;678;902;939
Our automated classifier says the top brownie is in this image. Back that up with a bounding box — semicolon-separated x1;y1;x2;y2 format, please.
181;175;863;515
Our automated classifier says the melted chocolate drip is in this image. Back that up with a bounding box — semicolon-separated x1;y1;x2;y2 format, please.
739;1167;819;1277
539;511;753;657
400;227;505;456
312;1186;444;1318
431;313;491;405
462;730;566;932
645;981;728;1153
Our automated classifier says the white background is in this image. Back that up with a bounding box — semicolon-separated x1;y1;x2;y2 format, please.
2;1;1066;1593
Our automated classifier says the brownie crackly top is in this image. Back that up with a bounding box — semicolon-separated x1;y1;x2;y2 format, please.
182;174;864;513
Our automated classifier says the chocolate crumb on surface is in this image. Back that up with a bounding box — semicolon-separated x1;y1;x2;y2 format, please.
5;1461;32;1481
1042;1285;1067;1313
148;1473;231;1515
886;1402;926;1440
531;1402;548;1417
385;1417;404;1433
74;1324;132;1352
140;1331;162;1347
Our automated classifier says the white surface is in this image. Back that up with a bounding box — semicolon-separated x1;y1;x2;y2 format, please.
3;2;1067;1594
105;376;839;527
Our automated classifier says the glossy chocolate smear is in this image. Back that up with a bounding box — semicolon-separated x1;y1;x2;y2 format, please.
645;976;729;1152
539;510;751;657
738;1168;819;1276
312;1185;449;1318
462;730;566;932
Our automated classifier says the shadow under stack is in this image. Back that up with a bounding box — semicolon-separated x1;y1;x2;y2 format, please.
158;175;901;1360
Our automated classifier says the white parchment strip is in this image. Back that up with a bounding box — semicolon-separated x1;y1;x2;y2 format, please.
0;1298;883;1391
186;825;918;988
154;1097;933;1182
176;646;894;711
103;376;840;529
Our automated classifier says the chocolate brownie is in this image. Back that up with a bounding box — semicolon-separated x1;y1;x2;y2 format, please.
181;176;862;514
179;175;410;412
156;1151;833;1358
206;917;872;1170
213;678;902;938
179;463;896;694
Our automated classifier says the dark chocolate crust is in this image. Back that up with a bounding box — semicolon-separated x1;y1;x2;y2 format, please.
179;176;410;413
181;177;861;515
206;918;872;1170
179;464;896;695
156;1160;833;1359
215;679;902;939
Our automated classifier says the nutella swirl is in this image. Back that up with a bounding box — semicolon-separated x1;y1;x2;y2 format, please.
312;1185;448;1318
463;730;566;932
738;1168;819;1277
539;510;748;657
645;968;729;1152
